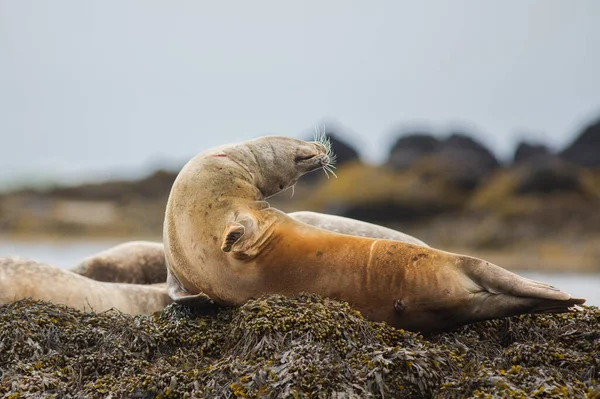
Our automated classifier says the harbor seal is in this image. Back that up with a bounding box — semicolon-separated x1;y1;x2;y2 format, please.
71;214;425;285
0;257;172;315
164;136;585;333
71;241;167;284
289;211;428;247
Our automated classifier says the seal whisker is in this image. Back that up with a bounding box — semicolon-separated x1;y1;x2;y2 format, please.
324;165;337;178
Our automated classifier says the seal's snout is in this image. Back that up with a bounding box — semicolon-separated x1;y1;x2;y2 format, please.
314;141;328;153
305;139;337;178
294;142;330;172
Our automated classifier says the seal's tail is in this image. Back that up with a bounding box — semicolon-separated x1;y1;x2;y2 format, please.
465;258;586;318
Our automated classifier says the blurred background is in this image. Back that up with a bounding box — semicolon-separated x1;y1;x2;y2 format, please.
1;1;599;303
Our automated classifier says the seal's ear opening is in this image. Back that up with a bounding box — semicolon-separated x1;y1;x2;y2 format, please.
222;222;245;252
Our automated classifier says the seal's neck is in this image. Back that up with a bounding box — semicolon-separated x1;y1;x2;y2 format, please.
226;142;288;199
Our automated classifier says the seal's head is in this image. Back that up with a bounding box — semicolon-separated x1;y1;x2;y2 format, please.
232;135;336;198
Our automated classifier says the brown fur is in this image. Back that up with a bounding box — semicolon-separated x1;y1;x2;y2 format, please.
72;214;425;287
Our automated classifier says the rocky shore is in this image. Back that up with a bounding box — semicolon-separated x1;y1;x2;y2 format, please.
1;295;599;398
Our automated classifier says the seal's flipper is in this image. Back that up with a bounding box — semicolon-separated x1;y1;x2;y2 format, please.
220;213;265;259
464;258;586;319
222;222;245;253
167;270;215;309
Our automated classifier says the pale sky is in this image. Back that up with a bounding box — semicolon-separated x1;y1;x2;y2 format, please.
1;1;599;186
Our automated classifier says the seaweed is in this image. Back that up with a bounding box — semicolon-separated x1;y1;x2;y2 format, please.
1;295;598;398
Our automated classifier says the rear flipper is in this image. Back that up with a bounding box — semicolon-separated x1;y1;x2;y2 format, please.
464;258;586;320
167;270;216;309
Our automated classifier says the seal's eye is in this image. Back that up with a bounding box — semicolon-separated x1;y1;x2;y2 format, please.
294;154;316;163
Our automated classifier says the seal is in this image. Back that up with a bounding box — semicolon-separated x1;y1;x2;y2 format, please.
288;211;428;247
71;241;167;284
71;215;426;285
0;257;172;315
163;136;585;333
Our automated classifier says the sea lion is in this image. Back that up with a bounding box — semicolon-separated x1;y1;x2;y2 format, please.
71;215;426;285
163;136;585;333
71;241;167;284
0;257;172;315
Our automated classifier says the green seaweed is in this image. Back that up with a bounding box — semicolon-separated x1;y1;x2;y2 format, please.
1;295;598;398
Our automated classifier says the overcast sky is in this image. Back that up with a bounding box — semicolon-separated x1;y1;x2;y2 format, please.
1;1;599;186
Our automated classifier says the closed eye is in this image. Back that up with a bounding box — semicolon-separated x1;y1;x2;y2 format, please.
294;154;317;163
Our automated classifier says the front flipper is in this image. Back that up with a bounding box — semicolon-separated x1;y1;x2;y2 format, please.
221;222;245;253
167;270;216;309
220;212;266;259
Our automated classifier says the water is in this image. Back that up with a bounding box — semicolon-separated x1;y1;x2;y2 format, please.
1;239;598;306
0;239;124;268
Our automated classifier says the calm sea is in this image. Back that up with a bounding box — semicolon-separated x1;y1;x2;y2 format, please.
1;239;598;306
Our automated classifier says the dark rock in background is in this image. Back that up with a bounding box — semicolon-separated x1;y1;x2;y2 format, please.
387;133;440;170
388;132;500;192
513;141;551;164
561;118;600;167
40;169;178;203
466;152;600;248
332;201;454;225
514;155;584;195
433;133;500;190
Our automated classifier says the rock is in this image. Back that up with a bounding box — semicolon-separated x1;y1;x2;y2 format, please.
514;154;582;195
387;132;499;191
561;118;600;167
435;133;500;190
387;133;440;170
473;154;597;204
301;162;465;224
513;141;551;164
405;134;499;192
1;296;598;398
302;133;500;224
42;169;178;203
468;154;600;245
